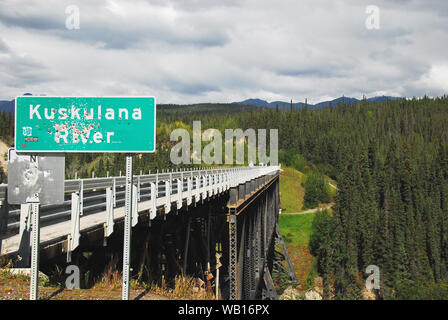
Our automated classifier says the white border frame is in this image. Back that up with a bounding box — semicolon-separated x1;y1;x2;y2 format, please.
14;96;157;153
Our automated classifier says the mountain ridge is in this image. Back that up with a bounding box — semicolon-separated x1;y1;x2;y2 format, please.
0;95;404;113
0;100;14;113
233;96;403;109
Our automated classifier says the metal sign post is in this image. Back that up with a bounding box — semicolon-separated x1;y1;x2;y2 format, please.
29;195;40;300
122;153;133;300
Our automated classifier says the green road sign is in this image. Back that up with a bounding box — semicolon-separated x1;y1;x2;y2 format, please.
15;96;156;153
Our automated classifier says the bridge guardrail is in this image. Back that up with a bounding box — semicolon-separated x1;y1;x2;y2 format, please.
0;166;280;239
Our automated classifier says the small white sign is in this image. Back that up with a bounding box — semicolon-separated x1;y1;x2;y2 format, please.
7;148;65;205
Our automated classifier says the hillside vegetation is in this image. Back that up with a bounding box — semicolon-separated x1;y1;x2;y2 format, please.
277;166;334;295
278;212;320;293
279;168;305;212
0;111;13;183
0;139;8;183
168;96;448;299
1;96;448;299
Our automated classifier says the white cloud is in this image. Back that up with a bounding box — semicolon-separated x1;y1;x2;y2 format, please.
417;64;448;95
0;0;447;103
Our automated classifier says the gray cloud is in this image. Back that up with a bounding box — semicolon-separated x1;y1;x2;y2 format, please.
168;82;220;95
0;0;447;103
0;36;58;94
0;11;62;30
0;52;57;88
0;0;231;49
146;0;241;11
0;38;9;52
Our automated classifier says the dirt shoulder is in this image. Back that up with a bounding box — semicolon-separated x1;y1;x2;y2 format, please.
0;272;169;300
0;139;8;174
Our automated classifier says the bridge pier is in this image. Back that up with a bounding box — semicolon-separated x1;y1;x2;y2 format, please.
227;170;282;300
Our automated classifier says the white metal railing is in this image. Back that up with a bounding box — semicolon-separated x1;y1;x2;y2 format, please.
0;165;280;256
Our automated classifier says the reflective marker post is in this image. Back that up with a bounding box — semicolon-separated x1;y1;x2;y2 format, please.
28;154;40;300
122;153;134;300
29;196;40;300
27;155;41;301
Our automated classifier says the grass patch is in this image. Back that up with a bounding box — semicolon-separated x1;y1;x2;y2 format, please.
280;167;305;212
278;212;317;292
279;212;315;248
150;275;215;300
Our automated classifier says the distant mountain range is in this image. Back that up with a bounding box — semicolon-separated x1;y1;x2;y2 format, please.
0;100;14;113
0;95;403;114
232;96;403;109
0;93;33;113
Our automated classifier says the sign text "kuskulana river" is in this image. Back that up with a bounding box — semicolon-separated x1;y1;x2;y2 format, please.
15;97;156;152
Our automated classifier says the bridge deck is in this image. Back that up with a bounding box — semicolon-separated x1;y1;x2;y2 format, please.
1;166;280;260
3;190;197;257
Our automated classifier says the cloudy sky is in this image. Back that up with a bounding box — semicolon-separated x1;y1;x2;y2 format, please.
0;0;447;104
